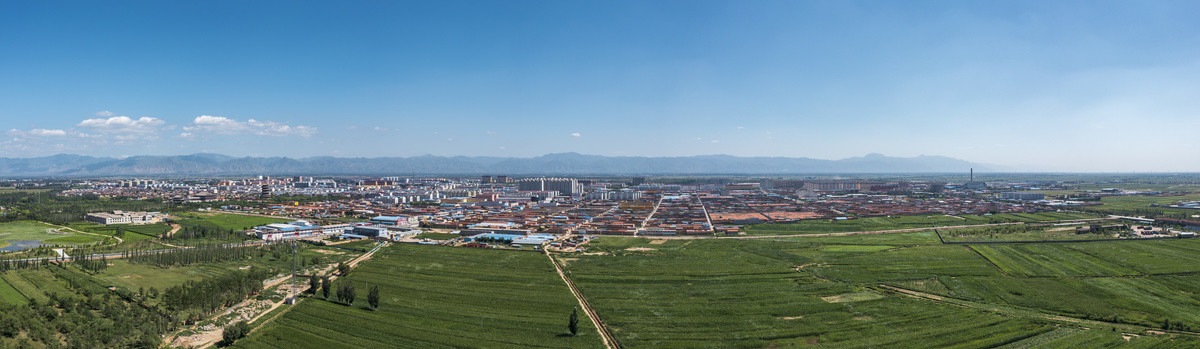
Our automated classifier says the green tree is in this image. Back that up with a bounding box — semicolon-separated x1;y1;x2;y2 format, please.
337;262;350;276
569;308;579;336
322;277;331;299
221;320;250;346
342;282;357;305
308;274;320;294
367;284;380;310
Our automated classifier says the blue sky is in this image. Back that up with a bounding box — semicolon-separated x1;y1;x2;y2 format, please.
2;1;1199;171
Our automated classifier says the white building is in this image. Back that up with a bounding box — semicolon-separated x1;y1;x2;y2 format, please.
85;211;167;225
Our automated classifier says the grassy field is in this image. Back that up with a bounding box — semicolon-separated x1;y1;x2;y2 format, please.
237;243;604;349
89;259;225;291
173;212;289;231
743;212;1102;236
63;222;156;243
560;236;1197;347
0;220;104;246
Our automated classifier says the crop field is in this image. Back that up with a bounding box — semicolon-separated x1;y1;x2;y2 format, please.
0;269;74;304
1059;239;1200;275
173;212;289;231
560;236;1200;347
743;212;1102;236
237;243;603;349
813;245;1003;282
969;244;1139;277
0;277;23;305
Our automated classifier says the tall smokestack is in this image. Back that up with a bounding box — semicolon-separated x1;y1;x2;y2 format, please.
970;168;974;182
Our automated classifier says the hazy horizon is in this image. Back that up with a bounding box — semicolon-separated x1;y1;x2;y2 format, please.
3;1;1200;171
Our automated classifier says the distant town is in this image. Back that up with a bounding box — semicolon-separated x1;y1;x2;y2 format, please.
47;169;1200;250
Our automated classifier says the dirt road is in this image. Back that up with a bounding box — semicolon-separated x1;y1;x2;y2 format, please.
169;242;389;348
545;250;621;349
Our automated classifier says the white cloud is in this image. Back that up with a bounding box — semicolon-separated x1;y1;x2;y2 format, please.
570;132;581;137
711;140;720;143
183;115;317;137
27;129;67;137
78;116;165;135
94;111;114;117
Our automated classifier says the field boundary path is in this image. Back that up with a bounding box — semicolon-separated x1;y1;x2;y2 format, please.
646;218;1114;240
545;250;621;349
40;222;124;245
163;223;182;238
878;284;1200;337
170;241;389;348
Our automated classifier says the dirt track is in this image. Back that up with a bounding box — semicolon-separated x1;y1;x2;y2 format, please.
643;219;1113;240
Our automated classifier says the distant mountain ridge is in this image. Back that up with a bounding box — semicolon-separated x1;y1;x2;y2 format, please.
0;153;989;177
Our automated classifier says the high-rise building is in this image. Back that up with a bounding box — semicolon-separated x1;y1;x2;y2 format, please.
481;175;493;184
518;178;583;196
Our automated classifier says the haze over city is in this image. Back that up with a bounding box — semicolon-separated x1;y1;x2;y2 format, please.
3;0;1200;171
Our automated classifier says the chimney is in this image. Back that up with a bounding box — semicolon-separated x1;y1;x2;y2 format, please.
970;168;974;182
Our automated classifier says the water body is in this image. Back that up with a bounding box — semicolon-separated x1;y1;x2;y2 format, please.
0;240;43;252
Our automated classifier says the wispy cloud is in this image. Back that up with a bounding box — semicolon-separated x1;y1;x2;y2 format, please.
570;132;581;137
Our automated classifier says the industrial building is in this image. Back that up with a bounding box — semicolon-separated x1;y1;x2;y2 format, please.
963;168;989;190
254;221;350;241
370;215;419;226
350;225;420;240
1001;192;1045;201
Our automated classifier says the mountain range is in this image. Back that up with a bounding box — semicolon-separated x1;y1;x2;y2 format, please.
0;153;989;177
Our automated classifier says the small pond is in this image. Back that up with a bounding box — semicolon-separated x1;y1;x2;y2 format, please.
0;240;43;252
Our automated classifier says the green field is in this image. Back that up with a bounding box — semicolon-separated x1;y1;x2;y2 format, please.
743;212;1102;236
90;259;225;291
559;236;1198;347
173;212;289;231
0;220;103;246
237;244;603;348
